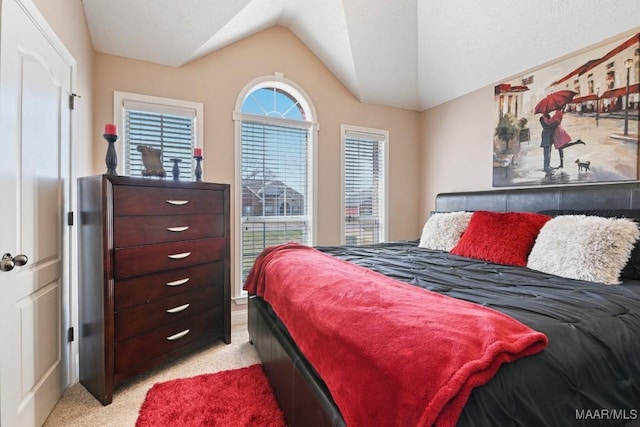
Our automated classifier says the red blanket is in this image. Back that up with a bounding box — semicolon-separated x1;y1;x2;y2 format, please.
245;243;548;427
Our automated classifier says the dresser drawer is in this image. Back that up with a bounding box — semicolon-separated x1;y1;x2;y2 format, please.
114;308;222;374
114;262;223;311
114;285;221;342
114;214;225;247
113;185;224;216
114;238;226;279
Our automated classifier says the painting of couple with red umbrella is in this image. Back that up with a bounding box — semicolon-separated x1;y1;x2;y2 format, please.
492;32;639;187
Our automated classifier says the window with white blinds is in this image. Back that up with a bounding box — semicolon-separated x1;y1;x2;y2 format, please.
114;92;203;178
342;126;387;245
238;84;314;285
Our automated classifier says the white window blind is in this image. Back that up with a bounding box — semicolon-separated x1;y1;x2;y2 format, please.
343;128;386;245
240;118;312;280
122;100;197;179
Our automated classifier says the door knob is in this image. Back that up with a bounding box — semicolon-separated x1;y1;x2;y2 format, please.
1;253;28;272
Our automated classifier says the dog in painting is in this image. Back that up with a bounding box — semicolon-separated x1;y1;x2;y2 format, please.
575;158;590;172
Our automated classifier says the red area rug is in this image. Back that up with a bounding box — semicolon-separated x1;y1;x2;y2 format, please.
136;364;287;427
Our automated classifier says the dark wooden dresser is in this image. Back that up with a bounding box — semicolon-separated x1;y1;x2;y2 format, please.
77;175;230;405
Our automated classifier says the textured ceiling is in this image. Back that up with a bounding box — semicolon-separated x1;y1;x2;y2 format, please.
82;0;640;111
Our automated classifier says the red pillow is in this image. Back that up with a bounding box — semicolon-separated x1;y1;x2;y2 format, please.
450;211;551;267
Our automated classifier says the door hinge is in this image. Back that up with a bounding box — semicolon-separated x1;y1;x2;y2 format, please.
69;93;81;110
67;326;74;342
67;211;74;226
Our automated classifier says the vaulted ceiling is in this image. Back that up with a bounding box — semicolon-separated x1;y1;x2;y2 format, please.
81;0;640;111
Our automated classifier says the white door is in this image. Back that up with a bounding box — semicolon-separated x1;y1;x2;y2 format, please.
0;0;74;425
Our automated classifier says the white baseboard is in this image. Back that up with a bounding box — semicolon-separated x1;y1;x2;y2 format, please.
231;308;248;328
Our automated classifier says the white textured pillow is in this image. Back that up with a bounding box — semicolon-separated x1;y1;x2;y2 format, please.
419;211;473;251
527;215;640;285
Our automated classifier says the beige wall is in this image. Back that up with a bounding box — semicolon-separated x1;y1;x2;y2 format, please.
418;87;496;221
93;26;421;291
32;0;94;178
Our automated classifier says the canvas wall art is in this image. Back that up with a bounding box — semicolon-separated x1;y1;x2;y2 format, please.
493;33;639;187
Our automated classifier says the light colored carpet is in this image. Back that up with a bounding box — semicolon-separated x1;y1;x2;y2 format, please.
43;325;259;426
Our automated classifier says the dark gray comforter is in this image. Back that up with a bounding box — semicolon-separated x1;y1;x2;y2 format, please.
316;241;640;426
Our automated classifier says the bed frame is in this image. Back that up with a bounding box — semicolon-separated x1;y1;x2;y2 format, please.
248;181;640;427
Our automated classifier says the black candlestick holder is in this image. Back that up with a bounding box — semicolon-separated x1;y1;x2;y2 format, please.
103;133;118;175
170;158;181;180
194;156;203;181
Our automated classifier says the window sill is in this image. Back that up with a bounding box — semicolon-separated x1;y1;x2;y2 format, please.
232;295;248;306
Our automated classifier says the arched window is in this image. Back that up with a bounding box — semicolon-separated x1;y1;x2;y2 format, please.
234;73;318;297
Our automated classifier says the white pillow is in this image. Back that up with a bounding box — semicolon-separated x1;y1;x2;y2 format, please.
527;215;640;285
418;211;473;251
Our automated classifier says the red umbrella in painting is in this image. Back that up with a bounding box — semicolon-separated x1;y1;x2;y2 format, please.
534;90;577;114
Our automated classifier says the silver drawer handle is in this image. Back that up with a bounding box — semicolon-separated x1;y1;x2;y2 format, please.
166;303;190;314
166;329;190;341
167;226;189;232
165;277;189;287
168;252;191;259
166;200;189;205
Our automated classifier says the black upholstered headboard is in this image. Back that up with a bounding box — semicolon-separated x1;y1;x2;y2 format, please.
435;182;640;213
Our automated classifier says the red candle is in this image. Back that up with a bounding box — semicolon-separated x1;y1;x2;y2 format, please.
194;147;203;157
104;123;117;135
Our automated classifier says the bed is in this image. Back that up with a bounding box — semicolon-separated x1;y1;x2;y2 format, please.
246;182;640;426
